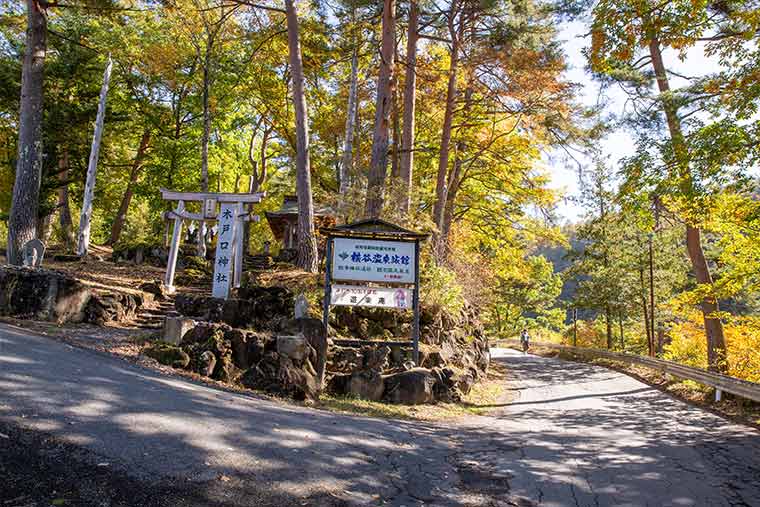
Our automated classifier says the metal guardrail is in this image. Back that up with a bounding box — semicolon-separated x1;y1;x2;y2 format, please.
501;339;760;403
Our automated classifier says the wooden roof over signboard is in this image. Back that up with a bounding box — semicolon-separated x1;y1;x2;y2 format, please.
321;218;429;240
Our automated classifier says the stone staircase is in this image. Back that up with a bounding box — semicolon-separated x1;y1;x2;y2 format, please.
243;254;274;271
133;295;177;330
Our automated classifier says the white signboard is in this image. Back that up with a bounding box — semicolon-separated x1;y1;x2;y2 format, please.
331;237;415;283
331;284;412;309
212;202;237;298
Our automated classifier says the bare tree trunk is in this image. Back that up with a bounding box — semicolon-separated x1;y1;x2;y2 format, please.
285;0;318;272
108;130;151;245
364;0;396;218
57;146;76;251
432;8;460;239
648;38;727;372
77;56;113;258
7;0;46;265
339;36;359;200
639;262;652;354
399;0;418;216
198;37;214;258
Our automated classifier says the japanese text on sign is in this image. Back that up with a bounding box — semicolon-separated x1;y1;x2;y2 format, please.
212;202;237;298
331;238;415;283
331;285;412;309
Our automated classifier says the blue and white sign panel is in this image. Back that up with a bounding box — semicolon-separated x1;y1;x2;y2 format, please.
331;284;412;309
331;238;415;284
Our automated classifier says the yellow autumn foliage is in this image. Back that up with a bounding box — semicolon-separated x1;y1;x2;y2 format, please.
665;310;760;383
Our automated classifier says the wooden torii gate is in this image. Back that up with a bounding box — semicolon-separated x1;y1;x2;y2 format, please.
161;189;265;297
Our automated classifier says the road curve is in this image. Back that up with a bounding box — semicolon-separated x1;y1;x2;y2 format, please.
1;324;759;506
455;348;760;507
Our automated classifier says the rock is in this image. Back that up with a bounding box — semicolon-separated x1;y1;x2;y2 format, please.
326;373;351;395
199;351;217;377
175;287;294;330
281;318;327;385
383;368;436;405
112;243;168;267
139;280;166;301
181;322;231;346
363;346;390;371
241;351;318;401
453;369;476;395
175;294;225;322
0;266;91;323
143;343;190;369
22;239;45;268
85;292;142;325
162;316;195;345
348;369;384;401
294;293;309;319
277;335;308;362
328;346;364;374
278;356;319;401
245;332;275;368
225;328;249;369
421;349;446;369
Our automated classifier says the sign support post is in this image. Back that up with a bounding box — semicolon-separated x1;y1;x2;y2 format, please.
412;238;420;364
322;237;333;333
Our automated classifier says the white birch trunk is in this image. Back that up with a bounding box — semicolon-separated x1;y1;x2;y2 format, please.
77;56;112;258
339;45;359;198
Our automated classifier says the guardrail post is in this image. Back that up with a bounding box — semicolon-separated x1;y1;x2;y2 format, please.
715;389;722;402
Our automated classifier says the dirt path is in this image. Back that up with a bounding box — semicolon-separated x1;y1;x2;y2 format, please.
1;326;759;506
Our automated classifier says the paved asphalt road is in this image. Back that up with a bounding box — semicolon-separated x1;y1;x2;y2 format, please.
1;324;759;506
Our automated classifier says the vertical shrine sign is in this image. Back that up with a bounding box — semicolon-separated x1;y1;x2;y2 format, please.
160;189;264;297
320;219;428;364
212;202;237;298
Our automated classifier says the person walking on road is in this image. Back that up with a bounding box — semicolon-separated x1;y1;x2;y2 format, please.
520;329;530;354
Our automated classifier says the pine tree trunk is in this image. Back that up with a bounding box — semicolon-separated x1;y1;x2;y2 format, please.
7;0;46;265
77;56;112;258
432;16;460;238
364;0;396;218
285;0;318;272
339;41;359;199
108;130;151;245
57;146;76;251
390;74;401;181
399;0;418;216
198;39;213;258
648;38;727;372
439;84;471;257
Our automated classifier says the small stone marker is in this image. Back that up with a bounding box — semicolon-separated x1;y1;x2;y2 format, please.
294;293;309;319
162;316;195;345
22;239;45;268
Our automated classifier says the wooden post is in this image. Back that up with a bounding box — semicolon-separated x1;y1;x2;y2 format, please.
77;56;113;257
412;239;420;365
322;236;333;337
165;201;185;293
573;308;578;347
648;232;656;356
